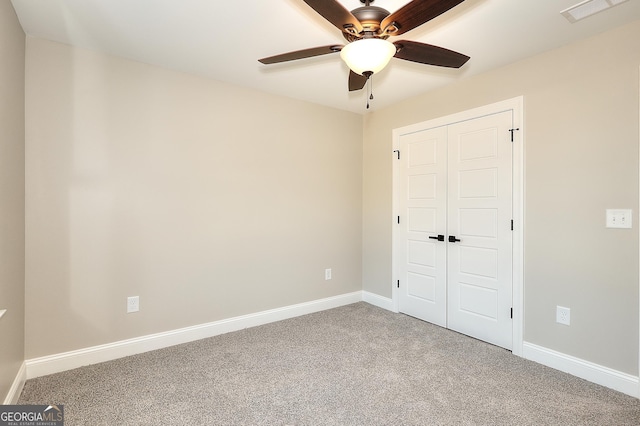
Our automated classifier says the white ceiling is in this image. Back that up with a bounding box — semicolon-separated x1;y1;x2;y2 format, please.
11;0;640;114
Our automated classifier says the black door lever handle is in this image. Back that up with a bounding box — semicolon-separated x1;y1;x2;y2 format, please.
448;235;461;243
429;235;445;242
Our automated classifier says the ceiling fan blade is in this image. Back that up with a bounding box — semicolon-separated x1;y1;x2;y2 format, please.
302;0;363;34
394;40;469;68
348;70;368;91
259;45;342;64
381;0;466;36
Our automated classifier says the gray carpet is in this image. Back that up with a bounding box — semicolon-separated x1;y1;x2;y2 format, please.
18;302;640;425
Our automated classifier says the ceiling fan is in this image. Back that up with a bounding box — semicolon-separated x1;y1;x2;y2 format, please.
258;0;470;92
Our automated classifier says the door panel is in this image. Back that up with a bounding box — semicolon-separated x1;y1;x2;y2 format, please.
459;208;498;237
408;207;437;232
458;168;498;198
407;272;437;301
459;282;498;319
459;246;498;278
447;111;513;349
398;127;447;327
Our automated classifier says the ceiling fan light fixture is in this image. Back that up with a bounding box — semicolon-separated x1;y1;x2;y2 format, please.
340;38;396;76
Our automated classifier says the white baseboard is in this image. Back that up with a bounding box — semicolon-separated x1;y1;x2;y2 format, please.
3;362;26;405
362;291;394;312
523;342;639;398
24;296;637;400
26;291;363;380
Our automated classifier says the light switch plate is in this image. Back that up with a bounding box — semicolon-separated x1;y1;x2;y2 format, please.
606;209;632;229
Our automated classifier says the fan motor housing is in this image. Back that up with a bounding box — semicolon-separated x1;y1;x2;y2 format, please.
352;6;389;23
346;6;390;41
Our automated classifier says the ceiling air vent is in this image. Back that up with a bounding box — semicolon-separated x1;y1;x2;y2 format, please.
561;0;629;23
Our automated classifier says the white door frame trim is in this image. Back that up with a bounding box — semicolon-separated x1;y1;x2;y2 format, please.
391;96;524;357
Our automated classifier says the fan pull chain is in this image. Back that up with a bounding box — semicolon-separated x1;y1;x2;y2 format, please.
366;79;370;109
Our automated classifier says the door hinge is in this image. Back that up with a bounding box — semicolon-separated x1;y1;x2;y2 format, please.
509;128;520;142
393;150;400;160
510;308;513;319
511;220;513;231
397;280;400;289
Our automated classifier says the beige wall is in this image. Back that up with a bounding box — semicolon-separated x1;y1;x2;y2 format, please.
24;38;363;358
363;20;640;375
0;1;25;401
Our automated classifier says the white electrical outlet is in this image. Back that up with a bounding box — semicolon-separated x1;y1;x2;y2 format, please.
556;306;570;325
325;268;332;280
127;296;140;313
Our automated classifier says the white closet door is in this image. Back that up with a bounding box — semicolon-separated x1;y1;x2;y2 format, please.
447;111;513;349
396;110;514;350
397;126;448;327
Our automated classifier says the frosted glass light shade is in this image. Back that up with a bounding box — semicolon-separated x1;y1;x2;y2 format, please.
340;38;396;76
